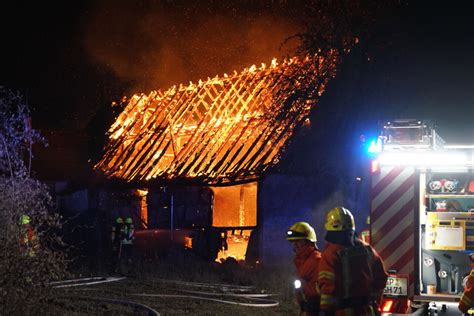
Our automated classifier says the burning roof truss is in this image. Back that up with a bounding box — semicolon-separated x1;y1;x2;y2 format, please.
96;52;339;184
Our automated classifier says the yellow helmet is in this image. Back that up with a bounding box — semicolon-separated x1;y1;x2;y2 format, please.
20;214;31;225
286;222;317;243
325;207;355;231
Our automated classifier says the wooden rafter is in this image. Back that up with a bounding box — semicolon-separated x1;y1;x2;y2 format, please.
95;52;340;184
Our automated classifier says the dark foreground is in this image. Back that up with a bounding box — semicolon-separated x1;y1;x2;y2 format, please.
45;251;297;315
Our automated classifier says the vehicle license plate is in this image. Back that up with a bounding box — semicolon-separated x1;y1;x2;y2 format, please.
383;275;408;296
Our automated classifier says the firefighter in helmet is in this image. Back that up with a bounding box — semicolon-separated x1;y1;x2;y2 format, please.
459;253;474;314
318;207;388;315
19;214;38;257
111;217;124;272
122;217;135;265
286;222;321;316
359;215;371;244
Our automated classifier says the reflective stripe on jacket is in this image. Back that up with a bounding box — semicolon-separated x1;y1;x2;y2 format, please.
122;224;134;245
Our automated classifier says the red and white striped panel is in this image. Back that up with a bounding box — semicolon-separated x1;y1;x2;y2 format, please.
371;166;417;295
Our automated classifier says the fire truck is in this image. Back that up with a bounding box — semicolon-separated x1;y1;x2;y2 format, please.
367;119;474;315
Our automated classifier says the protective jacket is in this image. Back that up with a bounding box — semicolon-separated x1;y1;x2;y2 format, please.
294;243;321;315
111;222;125;248
459;263;474;313
360;229;371;244
318;237;387;315
19;224;38;257
122;223;134;245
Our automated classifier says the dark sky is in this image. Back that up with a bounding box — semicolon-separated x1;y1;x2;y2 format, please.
1;0;473;144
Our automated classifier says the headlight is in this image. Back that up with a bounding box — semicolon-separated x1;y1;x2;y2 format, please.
294;279;301;289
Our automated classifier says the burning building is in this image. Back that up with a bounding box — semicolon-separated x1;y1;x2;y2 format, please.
95;52;339;263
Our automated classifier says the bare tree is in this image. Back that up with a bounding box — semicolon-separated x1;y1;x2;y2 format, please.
0;87;69;314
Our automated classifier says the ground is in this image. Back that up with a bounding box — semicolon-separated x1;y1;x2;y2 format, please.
45;250;298;315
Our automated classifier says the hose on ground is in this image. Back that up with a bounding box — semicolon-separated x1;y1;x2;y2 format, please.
55;276;280;308
131;293;279;308
50;277;106;285
151;278;255;290
178;289;274;298
129;278;279;307
52;276;126;288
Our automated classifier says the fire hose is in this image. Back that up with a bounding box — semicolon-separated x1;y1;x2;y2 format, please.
53;277;159;315
131;292;279;308
130;278;279;308
132;279;280;307
51;276;126;288
179;289;273;297
54;276;279;309
151;278;256;291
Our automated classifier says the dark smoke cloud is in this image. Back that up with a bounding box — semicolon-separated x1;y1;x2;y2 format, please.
83;1;302;94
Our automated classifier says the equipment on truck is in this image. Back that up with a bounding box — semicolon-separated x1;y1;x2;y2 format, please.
366;119;474;314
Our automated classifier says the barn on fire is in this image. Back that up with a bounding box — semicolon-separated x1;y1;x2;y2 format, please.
93;52;340;265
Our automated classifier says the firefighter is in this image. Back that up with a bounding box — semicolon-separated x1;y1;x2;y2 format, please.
318;207;388;316
19;214;38;257
359;215;371;244
458;253;474;314
122;217;135;265
286;221;321;316
111;217;124;271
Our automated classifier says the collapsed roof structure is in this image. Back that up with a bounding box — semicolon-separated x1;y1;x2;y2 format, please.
95;51;340;185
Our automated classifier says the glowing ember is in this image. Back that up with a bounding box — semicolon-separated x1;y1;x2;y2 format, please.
96;52;339;184
211;183;257;227
135;188;149;228
216;230;252;263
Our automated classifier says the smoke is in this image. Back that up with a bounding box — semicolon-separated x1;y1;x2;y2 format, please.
311;190;367;236
304;190;338;247
82;1;302;94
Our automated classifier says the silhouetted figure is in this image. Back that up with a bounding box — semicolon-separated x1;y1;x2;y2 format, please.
319;207;387;316
111;217;124;273
286;221;321;316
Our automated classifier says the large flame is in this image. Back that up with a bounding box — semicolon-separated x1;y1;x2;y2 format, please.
96;52;340;184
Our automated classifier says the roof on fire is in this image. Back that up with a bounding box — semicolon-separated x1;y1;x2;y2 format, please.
95;52;339;185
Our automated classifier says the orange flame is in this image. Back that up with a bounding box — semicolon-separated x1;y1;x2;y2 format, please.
96;52;340;184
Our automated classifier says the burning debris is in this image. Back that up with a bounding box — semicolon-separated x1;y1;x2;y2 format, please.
95;52;339;184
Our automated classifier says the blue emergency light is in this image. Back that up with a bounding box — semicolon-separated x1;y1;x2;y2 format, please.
367;138;382;154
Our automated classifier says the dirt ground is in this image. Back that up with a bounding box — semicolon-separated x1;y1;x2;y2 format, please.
46;251;299;316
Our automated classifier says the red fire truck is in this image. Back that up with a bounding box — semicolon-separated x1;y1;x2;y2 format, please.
367;119;474;315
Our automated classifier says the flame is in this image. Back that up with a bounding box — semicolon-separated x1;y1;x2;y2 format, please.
134;188;148;228
271;58;278;68
216;230;251;263
96;52;340;184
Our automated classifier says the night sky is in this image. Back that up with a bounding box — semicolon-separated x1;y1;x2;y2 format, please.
1;1;473;145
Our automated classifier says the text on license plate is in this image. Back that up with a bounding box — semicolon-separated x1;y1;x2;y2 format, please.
383;276;408;296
